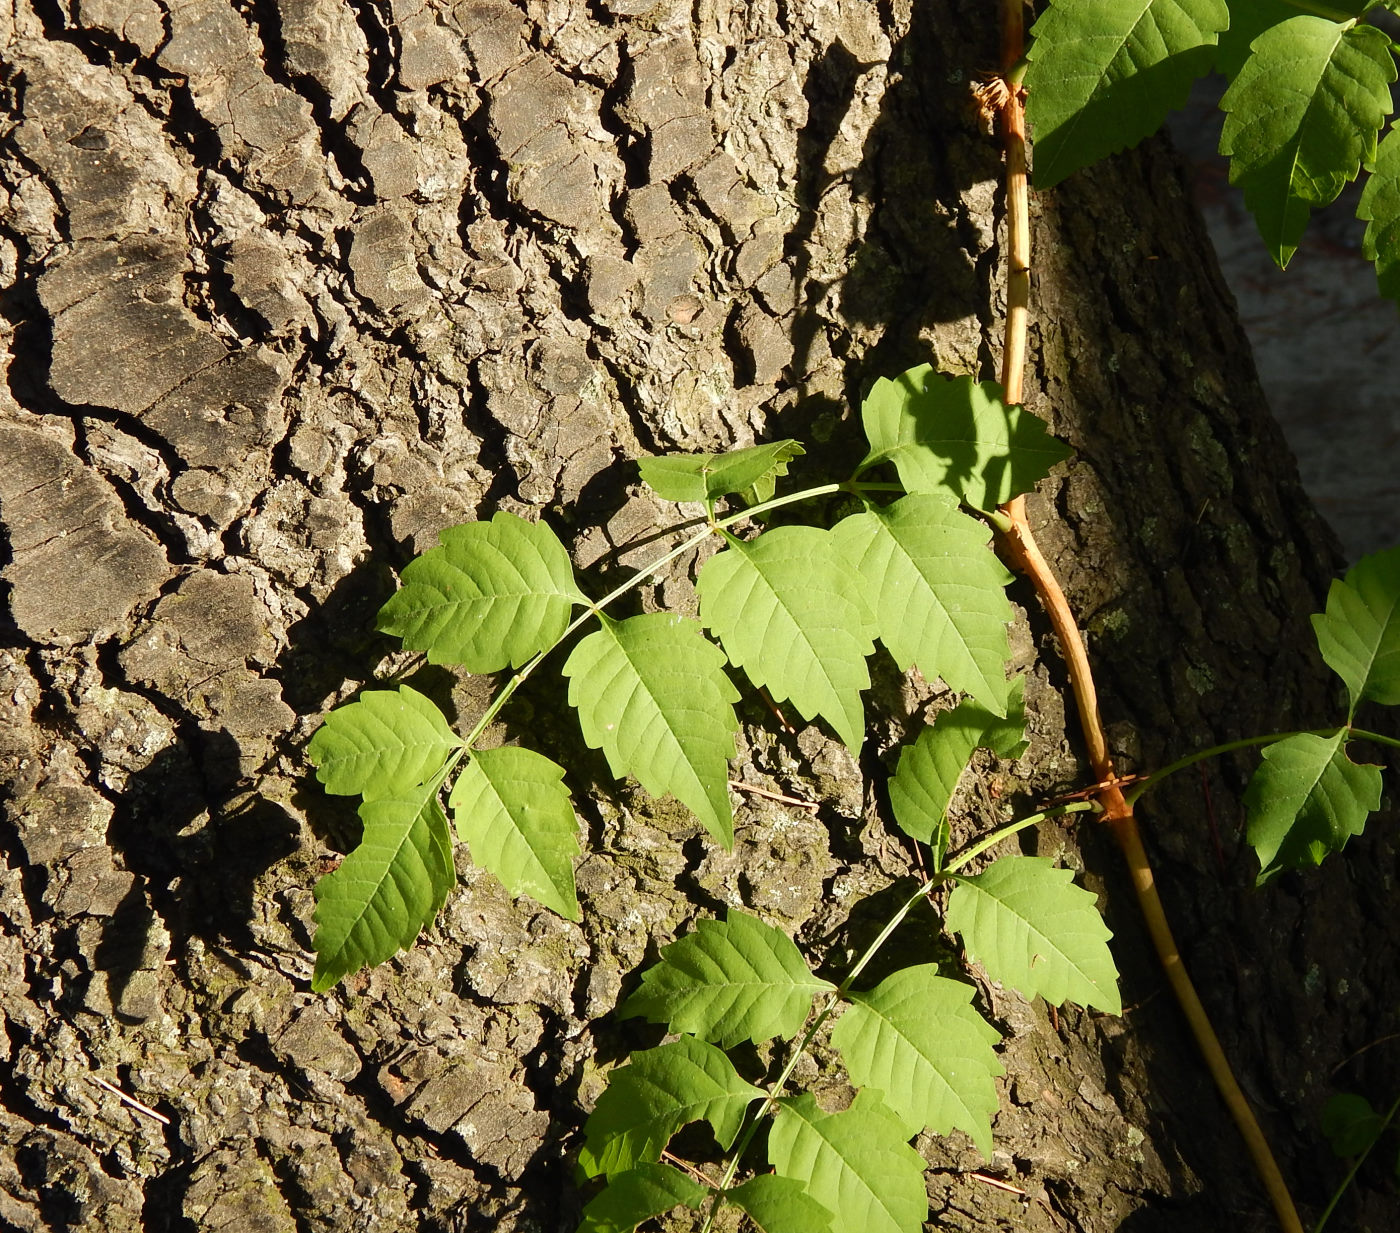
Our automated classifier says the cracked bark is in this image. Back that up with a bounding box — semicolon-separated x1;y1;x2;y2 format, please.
1;0;1397;1229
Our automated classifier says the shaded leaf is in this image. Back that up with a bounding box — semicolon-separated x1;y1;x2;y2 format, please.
1245;731;1382;880
311;783;455;991
831;964;1003;1153
832;494;1013;714
768;1090;927;1233
1220;17;1396;266
308;685;461;799
621;911;835;1048
947;856;1121;1013
639;440;805;504
1025;0;1228;185
727;1174;834;1233
448;746;580;919
858;367;1071;510
699;526;876;749
578;1037;764;1179
1311;544;1400;713
576;1163;709;1233
1360;127;1400;303
377;511;585;671
1322;1093;1386;1158
564;613;740;845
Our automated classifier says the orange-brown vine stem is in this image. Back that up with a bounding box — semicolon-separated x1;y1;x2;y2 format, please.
988;5;1303;1232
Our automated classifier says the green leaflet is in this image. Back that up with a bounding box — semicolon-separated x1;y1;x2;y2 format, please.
1220;17;1396;267
727;1174;834;1233
698;525;876;750
1321;1093;1387;1157
887;687;1027;866
448;746;580;920
639;440;805;505
576;1163;708;1233
1360;127;1400;303
831;494;1014;715
1245;731;1382;880
857;368;1071;511
946;856;1121;1013
563;613;740;845
308;685;462;799
578;1037;764;1179
311;782;456;991
831;964;1004;1153
377;511;585;672
768;1090;928;1233
1310;545;1400;714
621;911;836;1048
1025;0;1228;186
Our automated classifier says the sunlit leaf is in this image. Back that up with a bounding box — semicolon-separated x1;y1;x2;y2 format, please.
377;511;585;671
639;440;805;505
947;856;1121;1013
1359;127;1400;304
1310;544;1400;714
308;685;461;799
578;1037;764;1179
448;746;580;919
576;1163;709;1233
564;613;739;845
727;1174;834;1233
831;964;1003;1153
621;911;835;1047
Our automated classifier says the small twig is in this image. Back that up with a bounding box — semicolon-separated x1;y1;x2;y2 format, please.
1330;1032;1400;1076
728;780;819;811
660;1149;718;1188
90;1075;170;1126
967;1171;1027;1196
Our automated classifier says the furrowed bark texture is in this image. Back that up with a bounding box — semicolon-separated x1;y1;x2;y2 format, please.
0;0;1396;1229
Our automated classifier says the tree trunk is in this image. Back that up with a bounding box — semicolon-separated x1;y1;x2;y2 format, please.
1;0;1395;1230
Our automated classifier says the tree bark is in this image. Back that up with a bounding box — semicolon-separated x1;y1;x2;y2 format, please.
1;0;1395;1229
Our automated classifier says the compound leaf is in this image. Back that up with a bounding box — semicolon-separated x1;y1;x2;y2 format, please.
639;440;805;505
621;911;835;1048
1025;0;1228;186
576;1163;709;1233
563;613;740;846
727;1174;834;1233
947;856;1121;1013
698;526;876;750
832;494;1014;714
1220;17;1396;267
1245;731;1382;880
1360;127;1400;303
858;368;1071;511
377;511;585;672
831;964;1003;1153
887;687;1027;866
768;1090;927;1233
308;685;461;799
1311;544;1400;713
448;746;580;920
311;783;455;991
578;1037;763;1180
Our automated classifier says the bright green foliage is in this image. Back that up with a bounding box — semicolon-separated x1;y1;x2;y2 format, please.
1321;1093;1388;1157
1311;545;1400;714
639;440;805;505
1220;18;1396;267
578;1037;764;1179
947;856;1121;1013
448;746;580;919
563;613;740;845
1245;731;1382;880
1024;0;1228;187
885;689;1025;862
831;964;1003;1152
698;526;876;749
576;1163;708;1233
1360;128;1400;302
726;1174;834;1233
308;685;461;799
768;1090;928;1233
833;494;1014;716
621;911;835;1048
857;368;1072;511
377;511;585;672
310;783;456;991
